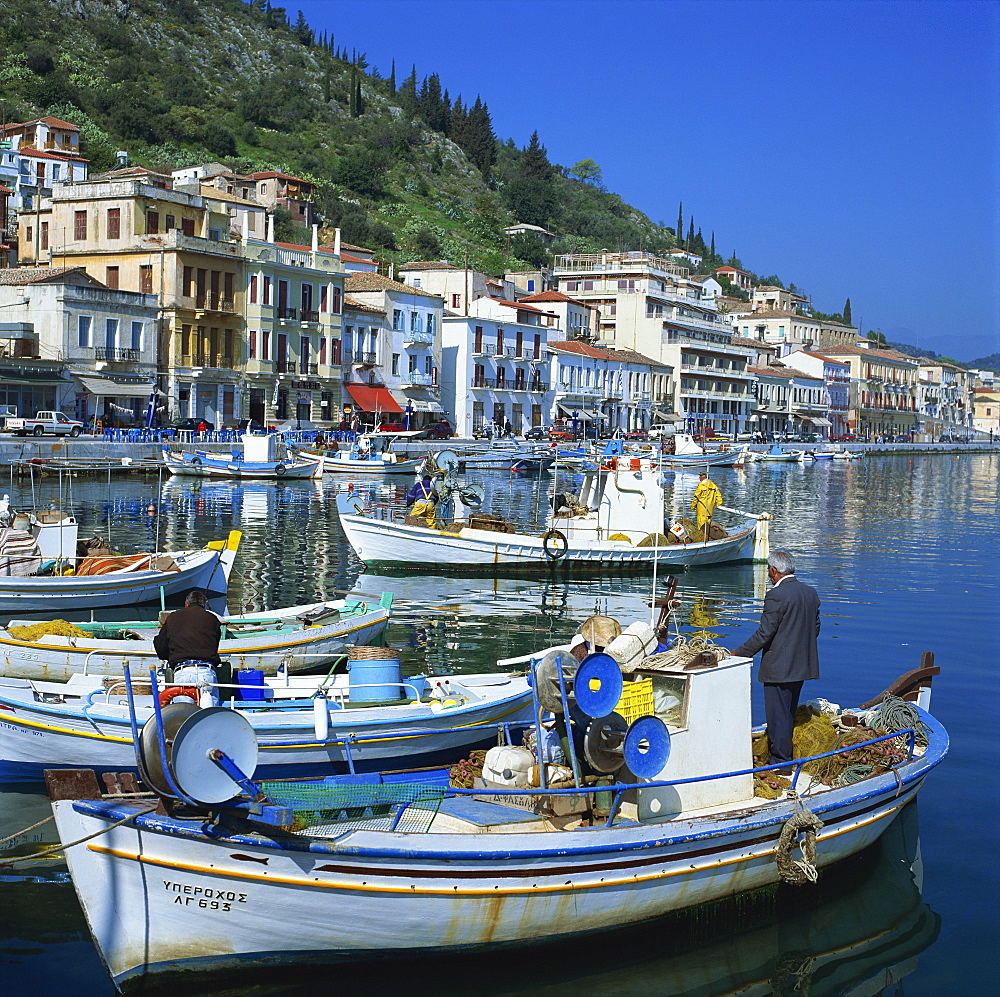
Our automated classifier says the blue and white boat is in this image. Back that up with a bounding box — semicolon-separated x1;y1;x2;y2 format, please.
299;435;424;476
163;433;323;480
758;445;804;462
47;604;946;990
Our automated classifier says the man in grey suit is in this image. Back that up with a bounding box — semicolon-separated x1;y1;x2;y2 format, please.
731;550;821;773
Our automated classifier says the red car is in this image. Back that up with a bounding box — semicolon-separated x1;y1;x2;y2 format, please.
547;426;579;441
425;421;453;439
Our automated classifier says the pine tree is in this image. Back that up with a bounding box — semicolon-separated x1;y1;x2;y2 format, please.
322;66;331;103
349;66;359;117
676;202;683;244
354;72;364;116
843;297;853;324
399;65;419;117
687;218;695;249
693;228;706;257
463;97;496;175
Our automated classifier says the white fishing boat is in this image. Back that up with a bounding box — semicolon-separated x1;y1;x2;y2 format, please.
0;665;533;782
662;433;750;469
162;433;323;480
460;440;556;473
757;445;805;462
0;511;241;612
337;459;770;573
300;435;424;476
47;601;947;990
0;593;392;682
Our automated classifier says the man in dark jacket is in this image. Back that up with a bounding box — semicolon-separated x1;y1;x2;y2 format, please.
731;550;820;771
153;589;222;669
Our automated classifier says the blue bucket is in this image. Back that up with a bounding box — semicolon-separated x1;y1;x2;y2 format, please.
347;656;402;703
236;667;268;702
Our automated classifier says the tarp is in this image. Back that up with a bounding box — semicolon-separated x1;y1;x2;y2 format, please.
75;374;156;398
345;384;403;414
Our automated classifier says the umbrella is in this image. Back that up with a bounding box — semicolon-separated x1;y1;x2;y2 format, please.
144;394;157;429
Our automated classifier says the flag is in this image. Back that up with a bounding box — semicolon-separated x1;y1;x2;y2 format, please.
144;393;157;429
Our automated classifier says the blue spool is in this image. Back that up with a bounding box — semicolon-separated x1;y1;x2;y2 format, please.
574;653;624;719
624;715;671;778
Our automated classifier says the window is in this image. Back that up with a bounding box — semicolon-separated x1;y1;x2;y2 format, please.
105;318;118;350
452;294;461;309
410;312;422;333
131;321;142;351
262;330;270;360
105;266;119;289
566;281;579;292
392;354;400;375
301;283;313;316
78;315;92;348
527;280;535;292
330;285;341;313
331;338;341;364
181;217;195;237
263;276;272;305
52;164;60;181
426;314;436;335
319;338;327;365
74;210;87;240
249;330;257;359
407;355;416;373
107;207;120;240
584;280;594;291
165;213;175;230
146;210;159;234
474;326;483;353
139;265;153;294
533;334;541;359
25;225;32;244
40;221;48;250
618;280;636;291
393;309;404;331
249;274;258;304
208;228;220;241
425;356;432;375
320;285;328;312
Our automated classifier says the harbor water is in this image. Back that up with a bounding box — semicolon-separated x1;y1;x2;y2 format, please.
1;452;997;994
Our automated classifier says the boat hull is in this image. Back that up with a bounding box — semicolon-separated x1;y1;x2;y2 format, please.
164;451;322;479
0;535;239;613
0;674;531;781
339;513;761;574
51;711;945;987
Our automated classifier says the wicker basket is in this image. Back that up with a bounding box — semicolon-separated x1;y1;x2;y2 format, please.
348;645;400;661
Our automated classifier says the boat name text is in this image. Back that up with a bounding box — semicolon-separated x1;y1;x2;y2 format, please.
163;880;247;911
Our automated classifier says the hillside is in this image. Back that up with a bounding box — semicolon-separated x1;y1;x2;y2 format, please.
0;0;685;276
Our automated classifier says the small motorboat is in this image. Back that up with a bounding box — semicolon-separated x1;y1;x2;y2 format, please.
163;434;323;480
302;435;424;476
0;593;392;682
758;445;804;462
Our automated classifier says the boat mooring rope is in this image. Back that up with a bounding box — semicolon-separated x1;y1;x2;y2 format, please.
0;804;159;868
643;631;730;670
865;694;930;745
775;798;824;885
0;814;53;845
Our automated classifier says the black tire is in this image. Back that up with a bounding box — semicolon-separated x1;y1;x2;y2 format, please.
33;426;44;437
70;427;81;437
542;529;568;560
275;463;286;475
190;456;203;467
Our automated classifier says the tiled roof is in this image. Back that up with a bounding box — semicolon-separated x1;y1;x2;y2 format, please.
820;344;917;363
273;240;338;256
800;351;849;365
520;290;584;305
0;266;86;285
16;148;89;163
246;171;310;183
1;116;80;133
602;346;670;368
344;272;442;298
343;296;386;315
749;308;817;320
488;297;551;315
397;261;459;271
340;253;377;265
748;365;820;380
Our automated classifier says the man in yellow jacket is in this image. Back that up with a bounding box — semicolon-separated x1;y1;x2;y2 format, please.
691;471;722;529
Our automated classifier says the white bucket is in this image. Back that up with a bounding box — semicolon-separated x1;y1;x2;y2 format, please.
173;664;220;707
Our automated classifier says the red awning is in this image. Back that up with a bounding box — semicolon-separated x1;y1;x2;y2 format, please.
344;384;403;414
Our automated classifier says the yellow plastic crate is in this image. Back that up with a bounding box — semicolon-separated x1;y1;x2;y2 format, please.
615;677;654;724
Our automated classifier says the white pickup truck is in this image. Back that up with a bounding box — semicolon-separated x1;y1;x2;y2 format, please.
4;411;85;437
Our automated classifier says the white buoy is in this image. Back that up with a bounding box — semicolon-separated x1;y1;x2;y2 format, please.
313;690;329;741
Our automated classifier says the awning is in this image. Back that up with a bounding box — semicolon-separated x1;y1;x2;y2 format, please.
0;372;71;387
345;384;403;414
799;415;832;427
74;374;157;398
407;399;446;414
651;409;681;423
558;405;596;422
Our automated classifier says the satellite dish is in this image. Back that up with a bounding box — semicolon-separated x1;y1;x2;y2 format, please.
459;482;485;508
139;706;258;804
434;449;460;474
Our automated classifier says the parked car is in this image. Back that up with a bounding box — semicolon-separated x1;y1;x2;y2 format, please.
624;429;648;441
4;410;85;437
524;426;546;441
547;426;580;442
424;420;453;439
374;422;407;433
171;418;215;432
830;434;856;442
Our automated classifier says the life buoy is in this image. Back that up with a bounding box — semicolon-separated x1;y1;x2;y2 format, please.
158;686;198;707
274;463;286;475
542;529;568;560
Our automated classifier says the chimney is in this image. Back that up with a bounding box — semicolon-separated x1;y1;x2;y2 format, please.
334;227;341;257
267;213;275;243
311;223;318;253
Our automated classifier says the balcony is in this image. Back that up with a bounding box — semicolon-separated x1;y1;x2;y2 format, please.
299;362;318;375
403;329;434;346
277;306;297;320
401;372;433;387
353;352;378;366
301;310;320;323
194;295;235;314
275;360;295;373
95;347;141;363
180;354;236;370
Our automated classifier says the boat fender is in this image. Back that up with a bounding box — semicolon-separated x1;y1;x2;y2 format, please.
542;529;568;560
228;463;240;472
190;456;202;466
313;690;329;741
159;686;198;707
275;463;286;475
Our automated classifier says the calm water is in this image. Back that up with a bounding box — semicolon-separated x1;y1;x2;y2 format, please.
1;453;998;994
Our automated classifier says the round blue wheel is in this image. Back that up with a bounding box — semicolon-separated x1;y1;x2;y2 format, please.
574;653;624;719
624;715;671;778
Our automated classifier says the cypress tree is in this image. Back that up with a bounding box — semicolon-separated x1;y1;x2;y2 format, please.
843;297;853;324
687;218;695;249
676;202;683;244
349;66;359;117
355;72;364;116
388;59;396;94
710;232;716;262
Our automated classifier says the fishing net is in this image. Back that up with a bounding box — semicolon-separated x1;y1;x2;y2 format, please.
8;619;89;640
260;780;445;835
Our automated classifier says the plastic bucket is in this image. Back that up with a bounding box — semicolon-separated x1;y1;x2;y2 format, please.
174;664;220;707
235;667;268;702
347;657;402;703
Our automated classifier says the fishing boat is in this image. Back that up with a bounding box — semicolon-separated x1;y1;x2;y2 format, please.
0;593;393;682
300;435;424;476
662;433;750;469
757;445;804;462
0;665;532;782
162;433;323;480
46;600;947;990
337;457;770;573
460;440;556;473
0;511;241;612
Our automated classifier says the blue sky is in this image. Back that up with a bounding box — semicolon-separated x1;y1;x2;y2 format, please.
293;0;999;360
